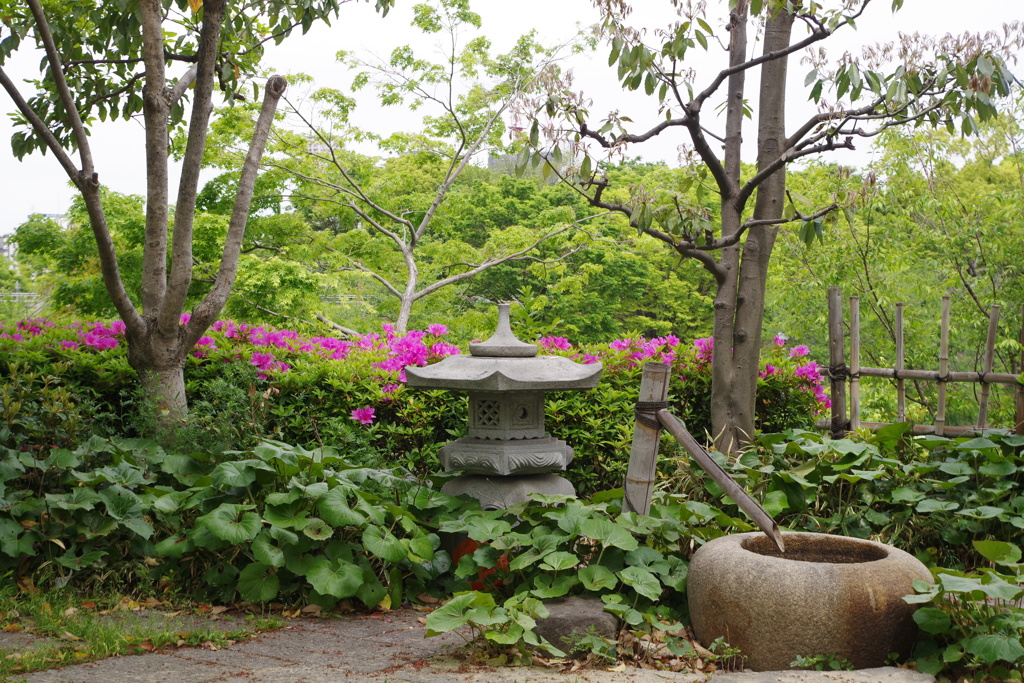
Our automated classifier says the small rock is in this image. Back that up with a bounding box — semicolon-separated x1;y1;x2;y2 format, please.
533;596;619;655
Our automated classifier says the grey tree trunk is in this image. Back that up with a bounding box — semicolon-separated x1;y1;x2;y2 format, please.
711;6;795;454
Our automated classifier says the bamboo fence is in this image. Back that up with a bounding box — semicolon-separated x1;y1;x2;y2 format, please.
820;286;1024;438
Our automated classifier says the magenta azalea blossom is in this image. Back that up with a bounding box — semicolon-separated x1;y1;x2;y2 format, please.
693;336;714;362
540;336;572;351
789;345;810;357
179;313;191;325
427;324;449;337
774;333;787;346
351;406;375;425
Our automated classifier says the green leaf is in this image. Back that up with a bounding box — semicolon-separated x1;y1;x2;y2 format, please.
531;573;578;599
355;569;389;609
579;564;617;591
251;532;286;567
618;565;662;600
302;517;334;541
580;519;638;551
972;540;1022;566
306;557;363;598
317;488;366;527
539;551;578;571
962;635;1024;665
210;461;257;488
154;532;195;558
916;499;959;513
362;525;407;562
98;485;142;520
238;562;279;603
199;504;262;543
425;592;496;636
263;500;310;529
913;607;951;634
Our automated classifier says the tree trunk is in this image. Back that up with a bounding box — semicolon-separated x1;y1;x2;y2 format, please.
125;320;190;436
710;0;749;454
712;6;795;455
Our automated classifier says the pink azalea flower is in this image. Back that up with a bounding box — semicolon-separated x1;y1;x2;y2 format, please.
180;313;191;325
110;320;126;335
351;406;375;425
427;324;448;337
382;384;399;394
60;340;79;351
582;354;600;364
774;333;787;346
759;364;777;379
540;336;572;351
693;336;714;362
789;345;810;358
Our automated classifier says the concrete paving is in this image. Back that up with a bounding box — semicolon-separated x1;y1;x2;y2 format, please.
8;609;936;683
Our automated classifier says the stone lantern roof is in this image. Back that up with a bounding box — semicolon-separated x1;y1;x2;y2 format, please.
405;303;603;391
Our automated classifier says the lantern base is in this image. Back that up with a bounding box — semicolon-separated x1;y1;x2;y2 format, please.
439;435;573;475
441;473;576;510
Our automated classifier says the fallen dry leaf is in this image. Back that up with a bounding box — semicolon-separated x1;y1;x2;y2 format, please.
416;593;440;604
3;624;22;632
301;604;323;616
210;605;230;615
606;662;627;672
201;641;219;651
63;607;77;617
59;631;82;642
80;601;97;610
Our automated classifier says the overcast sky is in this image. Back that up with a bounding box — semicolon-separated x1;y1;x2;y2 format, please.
1;0;1020;239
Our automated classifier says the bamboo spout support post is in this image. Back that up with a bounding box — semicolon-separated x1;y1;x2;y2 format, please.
657;409;784;553
623;362;671;516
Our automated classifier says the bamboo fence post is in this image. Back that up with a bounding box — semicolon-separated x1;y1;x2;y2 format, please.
828;286;848;437
850;296;861;431
1017;304;1024;435
977;304;1000;430
936;296;951;436
896;303;906;423
623;362;671;516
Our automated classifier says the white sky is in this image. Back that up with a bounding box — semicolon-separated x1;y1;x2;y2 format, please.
1;0;1020;240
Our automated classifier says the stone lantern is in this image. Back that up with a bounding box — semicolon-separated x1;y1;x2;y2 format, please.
405;303;602;508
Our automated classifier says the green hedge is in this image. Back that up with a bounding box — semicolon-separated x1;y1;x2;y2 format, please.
1;318;828;497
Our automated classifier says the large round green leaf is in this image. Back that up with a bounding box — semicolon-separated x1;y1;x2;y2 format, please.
210;461;257;489
238;562;279;603
317;488;366;527
618;565;662;600
539;551;578;571
580;518;638;551
306;558;362;598
913;607;952;634
200;504;262;543
98;485;142;521
355;569;388;609
579;564;617;591
362;526;407;563
154;532;196;558
302;518;335;541
251;532;286;567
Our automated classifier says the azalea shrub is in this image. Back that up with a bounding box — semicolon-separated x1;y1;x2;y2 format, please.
0;317;829;496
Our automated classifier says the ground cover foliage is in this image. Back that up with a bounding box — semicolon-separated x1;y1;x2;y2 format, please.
1;317;1022;679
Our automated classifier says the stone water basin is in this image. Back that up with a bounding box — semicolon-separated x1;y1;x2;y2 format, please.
687;531;933;671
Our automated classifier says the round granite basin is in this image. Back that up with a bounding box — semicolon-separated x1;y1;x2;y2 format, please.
687;532;933;671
